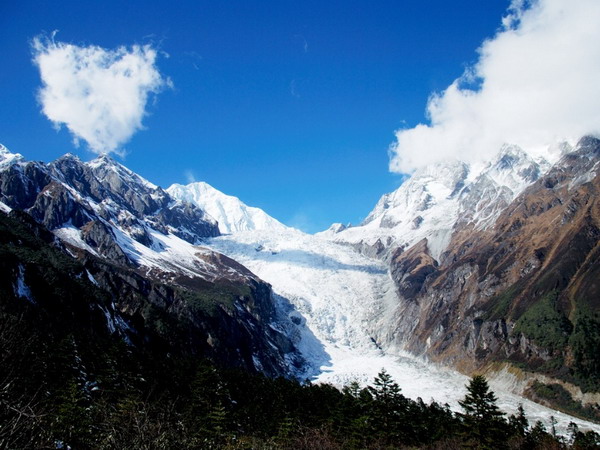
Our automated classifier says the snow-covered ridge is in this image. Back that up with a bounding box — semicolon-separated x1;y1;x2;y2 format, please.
168;181;289;234
88;153;159;190
0;149;224;283
327;143;563;261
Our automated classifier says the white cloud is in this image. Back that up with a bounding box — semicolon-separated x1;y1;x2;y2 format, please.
389;0;600;173
293;34;309;53
184;169;196;184
32;34;171;154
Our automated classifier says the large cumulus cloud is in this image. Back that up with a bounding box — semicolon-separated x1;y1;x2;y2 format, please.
32;34;171;154
390;0;600;173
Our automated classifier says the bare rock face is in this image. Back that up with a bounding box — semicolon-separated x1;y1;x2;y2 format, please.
390;239;438;299
386;137;600;389
80;220;131;267
0;161;51;209
148;201;219;243
28;181;93;230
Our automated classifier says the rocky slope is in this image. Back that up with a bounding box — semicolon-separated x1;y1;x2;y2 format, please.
377;136;600;392
0;146;304;377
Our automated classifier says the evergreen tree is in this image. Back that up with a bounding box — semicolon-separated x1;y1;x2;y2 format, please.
508;403;529;438
367;369;410;443
459;374;507;449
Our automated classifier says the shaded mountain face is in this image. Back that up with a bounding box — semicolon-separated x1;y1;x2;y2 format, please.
381;136;600;391
0;148;303;377
0;151;219;253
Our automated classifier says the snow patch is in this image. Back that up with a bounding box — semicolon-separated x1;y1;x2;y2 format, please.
54;223;99;256
0;200;12;214
14;264;35;304
86;270;99;286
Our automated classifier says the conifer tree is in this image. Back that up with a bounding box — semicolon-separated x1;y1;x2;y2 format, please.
459;374;506;449
368;369;409;443
508;403;529;437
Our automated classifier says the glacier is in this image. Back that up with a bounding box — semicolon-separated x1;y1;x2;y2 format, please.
205;226;600;435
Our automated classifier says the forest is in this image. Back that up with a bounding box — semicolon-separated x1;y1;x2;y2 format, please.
2;303;599;449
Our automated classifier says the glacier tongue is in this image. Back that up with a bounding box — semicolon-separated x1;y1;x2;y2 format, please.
206;228;398;380
206;227;600;435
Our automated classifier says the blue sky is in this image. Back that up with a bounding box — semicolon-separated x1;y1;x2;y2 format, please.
1;1;512;232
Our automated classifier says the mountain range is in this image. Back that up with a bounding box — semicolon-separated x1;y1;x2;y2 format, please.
0;144;304;378
1;136;600;428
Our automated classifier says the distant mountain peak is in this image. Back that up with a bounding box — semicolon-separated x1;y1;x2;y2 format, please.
0;143;24;168
328;142;560;262
168;181;289;234
57;152;81;161
575;134;600;155
315;222;351;237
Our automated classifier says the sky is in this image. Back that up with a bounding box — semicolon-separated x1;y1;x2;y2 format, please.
2;0;599;233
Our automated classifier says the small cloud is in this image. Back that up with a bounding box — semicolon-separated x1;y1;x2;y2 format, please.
290;79;301;98
31;33;171;155
293;34;308;53
184;51;203;70
184;170;196;184
389;0;600;174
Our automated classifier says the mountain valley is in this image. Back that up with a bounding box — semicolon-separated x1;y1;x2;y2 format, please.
2;137;600;442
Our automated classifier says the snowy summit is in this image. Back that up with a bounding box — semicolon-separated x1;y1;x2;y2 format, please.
168;181;289;234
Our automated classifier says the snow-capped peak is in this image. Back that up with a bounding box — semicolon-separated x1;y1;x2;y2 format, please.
328;143;554;262
480;144;548;192
0;143;24;168
87;153;158;191
362;159;469;230
167;181;289;234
